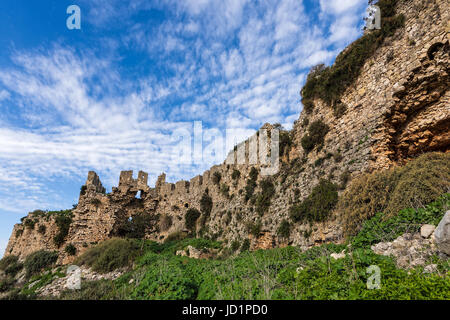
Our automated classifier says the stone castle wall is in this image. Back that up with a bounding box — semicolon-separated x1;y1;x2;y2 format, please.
4;0;449;262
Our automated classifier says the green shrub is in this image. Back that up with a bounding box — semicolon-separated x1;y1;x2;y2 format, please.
53;211;73;247
0;278;16;293
15;229;23;238
185;208;201;232
232;169;241;180
300;0;405;106
301;120;329;152
24;219;36;230
241;239;250;252
0;255;19;271
245;167;259;201
220;183;230;198
290;179;338;223
255;179;275;216
302;99;314;113
0;255;23;277
279;130;292;157
277;220;291;239
200;192;213;217
165;231;188;243
115;212;158;239
246;221;262;237
75;238;140;273
212;172;222;185
339;152;450;236
59;280;123;300
37;225;46;235
249;167;258;181
131;259;197;300
231;240;240;252
351;194;450;248
24;250;58;278
64;244;77;256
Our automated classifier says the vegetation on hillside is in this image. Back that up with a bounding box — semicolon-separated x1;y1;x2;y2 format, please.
301;0;405;110
60;196;449;300
339;152;450;236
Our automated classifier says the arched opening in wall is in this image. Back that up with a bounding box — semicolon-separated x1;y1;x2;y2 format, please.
136;190;142;199
382;41;449;163
427;42;447;60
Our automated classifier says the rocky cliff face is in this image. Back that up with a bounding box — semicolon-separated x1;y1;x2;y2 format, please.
4;0;449;264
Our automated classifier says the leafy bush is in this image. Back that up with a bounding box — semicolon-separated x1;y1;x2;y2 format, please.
24;219;36;230
246;221;262;237
24;250;58;278
0;255;23;277
351;194;450;248
290;179;338;223
75;238;141;273
245;167;259;202
200;192;213;217
249;167;258;181
80;185;87;197
277;220;291;239
255;179;275;216
231;240;240;252
0;278;15;293
37;225;46;235
64;244;77;256
0;255;19;271
115;212;158;239
232;169;241;180
302;99;314;113
339;152;450;236
15;229;23;238
185;208;201;232
300;0;405;106
241;239;250;252
53;211;73;247
165;231;188;243
301;120;329;152
220;183;230;198
59;280;124;300
212;172;222;185
131;258;197;300
279;130;292;157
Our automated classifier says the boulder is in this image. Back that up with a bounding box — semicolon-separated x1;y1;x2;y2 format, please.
434;211;450;255
420;224;435;238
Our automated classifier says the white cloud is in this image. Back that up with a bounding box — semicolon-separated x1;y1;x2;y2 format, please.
0;90;10;101
0;0;368;224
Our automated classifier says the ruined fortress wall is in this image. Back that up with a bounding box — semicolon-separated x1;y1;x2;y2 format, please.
4;0;449;261
292;0;449;173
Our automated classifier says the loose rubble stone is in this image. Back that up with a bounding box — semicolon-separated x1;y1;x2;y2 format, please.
420;224;436;238
434;211;450;255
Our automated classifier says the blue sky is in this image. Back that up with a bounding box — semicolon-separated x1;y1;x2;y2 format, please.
0;0;368;256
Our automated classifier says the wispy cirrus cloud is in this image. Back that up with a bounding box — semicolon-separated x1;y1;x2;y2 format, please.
0;0;368;224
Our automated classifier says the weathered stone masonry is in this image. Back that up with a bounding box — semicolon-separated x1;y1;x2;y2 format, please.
4;0;450;263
